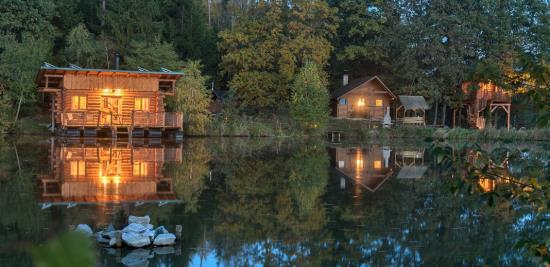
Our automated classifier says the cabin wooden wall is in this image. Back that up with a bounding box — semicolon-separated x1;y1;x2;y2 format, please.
63;74;159;91
336;80;393;119
334;146;392;191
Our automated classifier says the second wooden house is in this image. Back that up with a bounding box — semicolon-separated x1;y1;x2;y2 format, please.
36;63;184;138
332;75;397;122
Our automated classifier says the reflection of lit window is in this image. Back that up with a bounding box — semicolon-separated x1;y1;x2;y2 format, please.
70;161;85;176
133;161;148;176
374;160;382;169
357;98;365;106
338;160;345;168
375;99;383;107
71;96;87;110
134;98;150;111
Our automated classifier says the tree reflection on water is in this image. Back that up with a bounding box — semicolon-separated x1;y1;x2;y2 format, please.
0;138;547;266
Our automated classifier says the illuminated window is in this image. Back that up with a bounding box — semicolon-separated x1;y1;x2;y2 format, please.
134;98;150;111
338;160;345;168
70;161;85;177
375;99;383;107
374;160;382;169
133;161;148;176
357;98;365;106
71;96;87;110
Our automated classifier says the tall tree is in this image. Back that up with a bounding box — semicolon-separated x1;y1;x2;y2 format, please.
290;62;330;131
219;1;337;110
124;40;184;70
64;24;102;67
172;61;212;135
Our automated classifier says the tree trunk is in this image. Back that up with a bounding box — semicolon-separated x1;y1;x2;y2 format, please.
432;100;439;126
14;93;23;123
441;103;447;127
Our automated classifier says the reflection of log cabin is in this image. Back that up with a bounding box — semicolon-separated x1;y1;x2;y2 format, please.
332;75;396;121
394;148;428;179
458;82;512;129
38;142;182;206
36;63;184;138
332;146;394;192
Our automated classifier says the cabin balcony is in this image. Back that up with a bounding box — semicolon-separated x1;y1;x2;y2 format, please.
60;111;183;129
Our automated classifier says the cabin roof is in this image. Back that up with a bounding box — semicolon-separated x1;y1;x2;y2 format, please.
332;76;396;99
396;166;428;179
36;62;184;81
398;95;430;110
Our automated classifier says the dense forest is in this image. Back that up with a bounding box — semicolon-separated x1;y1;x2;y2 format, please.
0;0;549;132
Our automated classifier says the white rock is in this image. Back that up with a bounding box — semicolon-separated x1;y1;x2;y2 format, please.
122;232;151;248
75;224;93;237
109;237;117;247
146;229;156;241
122;223;147;233
128;215;150;226
154;226;168;235
145;224;154;231
153;233;176;246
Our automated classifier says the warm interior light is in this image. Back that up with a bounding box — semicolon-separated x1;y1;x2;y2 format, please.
357;98;365;106
374;160;382;169
375;99;383;107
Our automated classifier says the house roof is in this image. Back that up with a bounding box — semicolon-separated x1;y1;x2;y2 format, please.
396;166;428;179
398;95;430;110
332;76;396;99
36;62;184;82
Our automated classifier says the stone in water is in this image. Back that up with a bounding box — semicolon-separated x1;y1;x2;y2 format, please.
153;233;176;246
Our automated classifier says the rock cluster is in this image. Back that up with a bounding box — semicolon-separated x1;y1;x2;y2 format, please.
75;215;178;248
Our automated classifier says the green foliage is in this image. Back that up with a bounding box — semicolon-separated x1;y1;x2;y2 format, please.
173;61;212;135
0;35;51;113
124;40;184;70
31;232;96;267
290;62;330;131
0;0;55;41
219;1;337;110
64;24;102;67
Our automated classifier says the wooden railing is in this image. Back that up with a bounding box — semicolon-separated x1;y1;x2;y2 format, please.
61;111;183;129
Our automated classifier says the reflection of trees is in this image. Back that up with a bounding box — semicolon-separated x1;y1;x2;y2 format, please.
211;141;330;266
169;139;211;213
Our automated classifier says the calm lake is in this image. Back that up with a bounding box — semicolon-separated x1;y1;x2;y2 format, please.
0;137;548;266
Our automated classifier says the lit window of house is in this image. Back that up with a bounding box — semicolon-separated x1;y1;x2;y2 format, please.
375;99;383;107
70;161;85;177
374;160;382;169
133;161;148;176
134;98;150;111
357;98;366;106
71;96;87;110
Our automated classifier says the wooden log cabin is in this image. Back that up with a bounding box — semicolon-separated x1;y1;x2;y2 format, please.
37;140;182;207
459;81;512;129
36;63;184;138
332;75;397;121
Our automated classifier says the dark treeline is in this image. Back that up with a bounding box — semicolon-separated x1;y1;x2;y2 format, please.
0;0;549;131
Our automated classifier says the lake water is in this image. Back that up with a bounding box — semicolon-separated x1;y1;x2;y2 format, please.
0;137;548;266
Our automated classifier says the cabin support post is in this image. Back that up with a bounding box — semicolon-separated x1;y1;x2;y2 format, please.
51;96;55;133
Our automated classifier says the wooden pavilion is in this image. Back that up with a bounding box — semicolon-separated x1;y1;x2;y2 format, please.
332;75;397;121
396;96;430;126
458;82;512;129
36;63;184;138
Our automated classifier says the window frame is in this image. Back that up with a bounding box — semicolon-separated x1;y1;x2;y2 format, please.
71;95;87;110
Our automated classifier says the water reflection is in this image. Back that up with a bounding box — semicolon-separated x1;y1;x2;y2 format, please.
38;139;183;207
0;138;547;266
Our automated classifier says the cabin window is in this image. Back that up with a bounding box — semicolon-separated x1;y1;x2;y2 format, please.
357;98;365;106
70;161;85;177
134;98;150;111
338;160;345;168
339;98;347;105
375;99;383;107
71;96;87;110
133;161;148;176
374;160;382;169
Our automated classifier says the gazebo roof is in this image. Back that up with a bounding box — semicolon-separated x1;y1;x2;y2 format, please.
398;95;430;110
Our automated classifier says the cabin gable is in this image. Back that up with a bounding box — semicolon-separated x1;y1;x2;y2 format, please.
333;76;396;120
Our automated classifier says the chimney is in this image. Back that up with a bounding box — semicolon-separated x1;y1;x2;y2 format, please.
115;52;120;70
342;71;349;86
